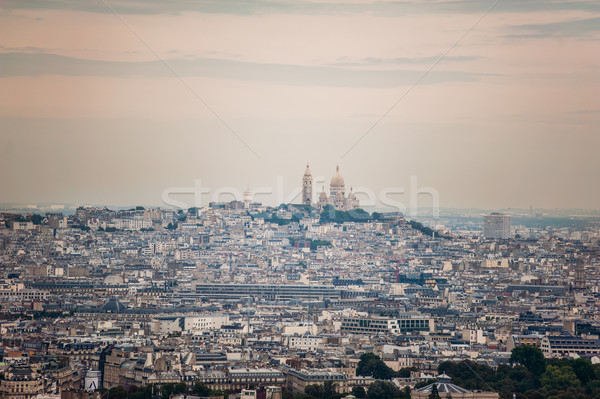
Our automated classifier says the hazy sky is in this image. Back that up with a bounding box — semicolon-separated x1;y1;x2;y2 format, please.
1;0;599;210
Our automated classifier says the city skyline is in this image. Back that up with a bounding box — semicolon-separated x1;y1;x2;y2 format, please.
2;3;600;395
1;0;599;209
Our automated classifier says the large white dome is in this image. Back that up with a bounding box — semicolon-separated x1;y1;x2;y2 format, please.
330;165;345;188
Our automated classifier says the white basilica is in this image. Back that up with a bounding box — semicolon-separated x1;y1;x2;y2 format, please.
302;164;359;211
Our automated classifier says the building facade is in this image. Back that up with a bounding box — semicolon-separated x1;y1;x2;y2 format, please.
302;164;359;211
0;366;45;399
483;213;511;239
341;314;434;335
193;283;341;301
540;335;600;357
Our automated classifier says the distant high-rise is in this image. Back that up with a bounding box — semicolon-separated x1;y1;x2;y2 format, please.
302;163;313;205
483;213;511;239
243;186;253;209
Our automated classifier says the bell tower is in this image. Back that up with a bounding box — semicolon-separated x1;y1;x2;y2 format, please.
302;163;313;205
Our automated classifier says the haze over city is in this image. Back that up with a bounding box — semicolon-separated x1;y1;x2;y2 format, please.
4;3;600;399
1;0;599;209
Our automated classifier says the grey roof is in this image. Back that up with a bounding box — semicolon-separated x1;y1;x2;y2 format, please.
415;375;473;395
100;297;127;313
415;382;471;394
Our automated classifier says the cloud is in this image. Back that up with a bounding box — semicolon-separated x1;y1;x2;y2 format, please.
433;0;600;15
565;109;600;116
507;16;600;38
331;55;481;67
1;0;364;16
2;0;599;16
0;52;482;87
0;45;55;52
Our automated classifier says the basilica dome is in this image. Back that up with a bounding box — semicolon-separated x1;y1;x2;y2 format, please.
330;165;345;188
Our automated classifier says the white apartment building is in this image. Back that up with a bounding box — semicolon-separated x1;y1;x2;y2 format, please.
483;213;511;239
287;335;324;351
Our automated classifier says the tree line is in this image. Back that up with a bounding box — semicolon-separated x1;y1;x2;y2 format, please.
99;382;225;399
98;346;600;399
440;345;600;399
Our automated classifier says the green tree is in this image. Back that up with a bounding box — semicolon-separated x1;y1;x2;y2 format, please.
495;364;537;393
524;389;546;399
321;381;338;399
305;384;323;398
571;358;595;385
438;361;494;391
129;385;153;399
310;239;332;251
543;386;587;399
161;383;175;399
347;208;371;221
193;382;211;396
510;345;546;377
174;382;187;394
304;381;338;399
366;381;399;399
320;205;337;222
351;386;366;398
540;365;581;391
396;367;418;378
587;378;600;398
107;386;127;399
210;389;227;399
356;353;395;380
428;384;441;399
319;206;377;224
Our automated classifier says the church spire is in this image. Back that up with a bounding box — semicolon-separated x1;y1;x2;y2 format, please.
302;163;313;205
304;163;312;176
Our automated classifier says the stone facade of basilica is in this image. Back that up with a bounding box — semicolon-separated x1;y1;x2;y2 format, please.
302;164;359;211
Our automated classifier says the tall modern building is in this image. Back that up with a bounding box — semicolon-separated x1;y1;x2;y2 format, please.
483;213;511;239
302;164;313;206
